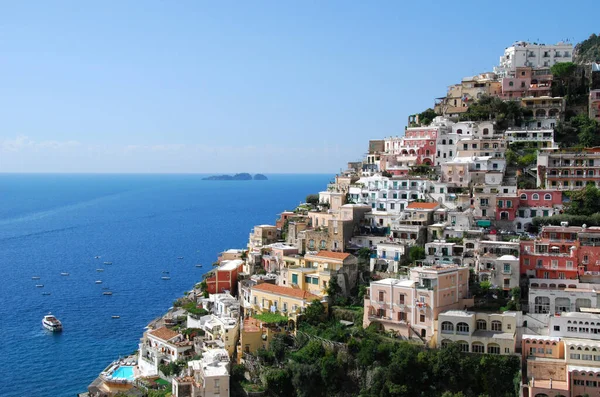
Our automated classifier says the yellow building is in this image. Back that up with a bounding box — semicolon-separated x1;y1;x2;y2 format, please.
284;251;358;296
249;283;322;320
237;317;286;363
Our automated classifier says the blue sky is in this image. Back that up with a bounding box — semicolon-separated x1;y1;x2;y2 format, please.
0;1;597;173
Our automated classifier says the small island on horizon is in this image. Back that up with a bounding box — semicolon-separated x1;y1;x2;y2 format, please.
202;173;268;181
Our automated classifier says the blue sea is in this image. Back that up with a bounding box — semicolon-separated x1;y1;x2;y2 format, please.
0;173;331;397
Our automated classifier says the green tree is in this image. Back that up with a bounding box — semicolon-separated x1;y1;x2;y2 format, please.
551;61;577;79
305;194;320;205
303;299;326;325
566;183;600;216
418;108;438;126
409;246;426;263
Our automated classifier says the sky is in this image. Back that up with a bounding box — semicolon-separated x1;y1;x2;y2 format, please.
0;1;597;174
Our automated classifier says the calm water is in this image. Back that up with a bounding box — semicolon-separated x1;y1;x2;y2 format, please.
0;173;330;397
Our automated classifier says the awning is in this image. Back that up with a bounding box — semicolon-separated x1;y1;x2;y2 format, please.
477;220;491;227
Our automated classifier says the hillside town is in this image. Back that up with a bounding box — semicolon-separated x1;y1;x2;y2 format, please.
85;37;600;397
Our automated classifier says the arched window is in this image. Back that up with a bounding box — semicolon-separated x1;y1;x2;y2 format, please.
487;343;500;354
457;129;463;134
441;321;454;334
509;81;514;87
441;339;451;348
491;320;502;331
472;342;484;353
458;341;469;352
476;319;487;330
520;193;527;200
449;139;453;144
309;240;315;249
442;139;446;145
456;322;469;334
483;128;489;135
544;193;551;200
532;193;539;200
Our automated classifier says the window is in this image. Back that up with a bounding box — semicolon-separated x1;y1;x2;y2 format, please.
487;344;500;354
491;320;502;331
498;200;503;208
504;263;511;273
476;319;487;330
583;354;593;361
399;294;405;304
309;240;315;249
291;274;298;285
532;193;539;200
509;81;514;87
551;260;558;269
544;193;551;200
459;341;469;352
456;322;469;334
378;291;385;302
420;314;425;322
520;193;527;200
472;343;484;353
566;261;573;269
320;240;326;249
535;296;550;314
441;321;454;333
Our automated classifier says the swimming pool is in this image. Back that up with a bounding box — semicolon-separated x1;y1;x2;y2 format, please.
111;366;135;381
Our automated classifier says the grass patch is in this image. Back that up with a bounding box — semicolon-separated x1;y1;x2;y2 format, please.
253;312;288;324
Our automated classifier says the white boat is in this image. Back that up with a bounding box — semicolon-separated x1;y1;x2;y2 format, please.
32;276;40;280
161;276;171;280
177;257;184;260
60;272;69;276
95;280;102;284
42;313;62;332
96;269;104;272
103;291;113;296
111;315;120;319
36;284;44;288
103;262;112;265
95;256;101;259
195;264;203;267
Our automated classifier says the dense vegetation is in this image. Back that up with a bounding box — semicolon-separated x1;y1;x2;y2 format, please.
238;309;521;397
574;33;600;64
457;96;528;130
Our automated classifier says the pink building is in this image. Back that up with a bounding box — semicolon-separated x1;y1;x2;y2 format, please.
384;127;438;168
500;67;553;99
363;264;472;341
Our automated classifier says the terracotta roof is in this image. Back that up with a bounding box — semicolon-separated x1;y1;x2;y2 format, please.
243;317;261;333
148;326;179;341
313;250;351;260
406;202;439;210
252;283;320;301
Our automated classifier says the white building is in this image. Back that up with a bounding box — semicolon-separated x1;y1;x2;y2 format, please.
370;242;406;273
138;327;194;377
187;314;239;356
495;41;573;77
437;310;518;355
347;175;430;213
529;279;599;315
173;348;230;397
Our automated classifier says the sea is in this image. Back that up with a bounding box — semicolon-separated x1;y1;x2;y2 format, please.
0;173;331;397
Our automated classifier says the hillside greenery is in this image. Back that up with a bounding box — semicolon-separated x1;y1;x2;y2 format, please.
457;95;528;130
574;33;600;64
241;314;521;397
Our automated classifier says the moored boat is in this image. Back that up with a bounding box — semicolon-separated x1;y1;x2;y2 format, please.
103;291;113;296
103;262;112;265
60;272;69;276
95;280;103;284
42;313;62;332
96;268;104;272
161;276;171;280
195;264;203;267
32;276;40;280
36;284;44;288
111;315;120;319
